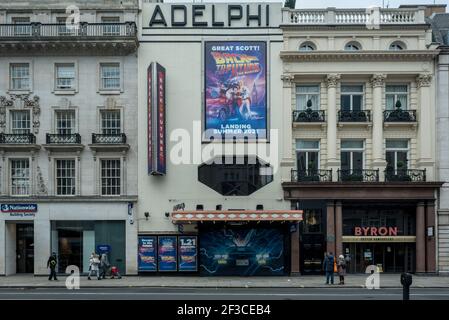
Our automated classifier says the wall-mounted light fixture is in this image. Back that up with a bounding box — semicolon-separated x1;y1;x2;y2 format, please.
165;212;170;218
144;212;149;220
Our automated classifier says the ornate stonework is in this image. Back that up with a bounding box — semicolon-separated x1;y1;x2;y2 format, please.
370;74;387;88
416;74;432;88
0;94;41;134
326;74;341;88
36;166;48;195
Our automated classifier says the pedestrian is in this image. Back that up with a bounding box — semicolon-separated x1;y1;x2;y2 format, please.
47;252;58;281
337;254;347;285
88;252;101;280
99;253;110;279
323;251;335;285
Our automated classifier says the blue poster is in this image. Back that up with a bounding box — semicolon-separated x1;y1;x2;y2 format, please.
178;236;198;272
199;227;285;276
158;236;177;271
204;41;267;141
138;236;157;272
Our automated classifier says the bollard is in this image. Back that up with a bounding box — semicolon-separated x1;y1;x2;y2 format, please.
400;273;413;300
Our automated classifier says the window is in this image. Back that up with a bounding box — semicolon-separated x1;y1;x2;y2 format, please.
101;110;121;135
57;17;75;36
56;159;76;195
101;159;121;195
100;63;120;90
344;42;361;51
389;41;406;51
303;209;322;233
386;84;408;110
101;17;120;36
386;140;409;173
55;110;75;135
55;64;75;90
299;42;316;51
341;84;364;111
11;159;30;196
198;156;273;196
12;17;31;36
10;110;31;134
296;85;320;110
10;63;30;90
296;140;320;173
341;140;364;172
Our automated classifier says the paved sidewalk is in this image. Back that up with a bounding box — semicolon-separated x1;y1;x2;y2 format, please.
1;274;448;288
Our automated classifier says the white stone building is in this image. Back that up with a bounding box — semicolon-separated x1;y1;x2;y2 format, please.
280;6;442;274
430;11;449;274
0;0;139;275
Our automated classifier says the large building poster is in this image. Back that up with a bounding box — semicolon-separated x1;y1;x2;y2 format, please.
204;41;267;141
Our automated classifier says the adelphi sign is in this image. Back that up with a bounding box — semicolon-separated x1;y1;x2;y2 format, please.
143;3;281;28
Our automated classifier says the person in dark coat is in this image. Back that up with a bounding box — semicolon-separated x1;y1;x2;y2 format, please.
323;252;335;285
47;252;58;281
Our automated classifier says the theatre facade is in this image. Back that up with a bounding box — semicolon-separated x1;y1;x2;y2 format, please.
137;2;303;276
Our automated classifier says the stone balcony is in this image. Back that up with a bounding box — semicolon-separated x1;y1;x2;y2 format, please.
281;7;426;26
0;22;138;56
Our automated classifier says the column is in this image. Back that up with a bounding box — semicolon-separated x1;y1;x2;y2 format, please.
326;74;340;180
335;201;343;258
290;224;300;276
5;223;16;275
34;219;51;275
280;74;295;182
416;74;434;178
426;201;436;273
125;213;138;275
370;74;387;180
416;202;426;273
326;201;336;254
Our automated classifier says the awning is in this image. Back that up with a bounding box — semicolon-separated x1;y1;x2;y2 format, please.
171;210;303;224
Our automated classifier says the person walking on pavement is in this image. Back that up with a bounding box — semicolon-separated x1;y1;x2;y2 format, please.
337;254;347;285
323;252;335;285
47;252;58;281
99;253;110;279
88;252;101;280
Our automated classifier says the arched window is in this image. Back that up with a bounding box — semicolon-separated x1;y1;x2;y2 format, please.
389;41;406;51
344;41;362;51
299;42;316;52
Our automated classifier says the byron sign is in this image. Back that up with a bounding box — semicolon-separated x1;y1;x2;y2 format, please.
354;226;398;237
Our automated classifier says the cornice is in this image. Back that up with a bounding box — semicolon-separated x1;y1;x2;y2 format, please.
280;50;440;62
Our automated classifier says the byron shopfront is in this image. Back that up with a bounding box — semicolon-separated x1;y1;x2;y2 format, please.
283;182;441;274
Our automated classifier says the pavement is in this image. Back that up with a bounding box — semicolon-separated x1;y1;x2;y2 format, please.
1;274;449;288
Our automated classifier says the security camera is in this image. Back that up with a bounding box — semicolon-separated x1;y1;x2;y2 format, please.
165;212;170;218
144;212;149;220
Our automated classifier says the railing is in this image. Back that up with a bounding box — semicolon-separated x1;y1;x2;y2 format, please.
0;23;137;39
384;109;417;122
338;110;371;122
92;133;127;144
46;133;81;144
291;169;332;182
293;109;326;122
385;169;426;182
338;169;379;182
282;8;425;25
0;133;36;144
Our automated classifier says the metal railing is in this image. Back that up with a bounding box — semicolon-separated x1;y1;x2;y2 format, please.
293;109;326;122
46;133;81;144
291;169;332;182
0;22;137;39
92;133;127;144
338;169;379;182
282;8;425;25
385;169;426;182
0;133;36;144
338;110;371;122
384;109;417;122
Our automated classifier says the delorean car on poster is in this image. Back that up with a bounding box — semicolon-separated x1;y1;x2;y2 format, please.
204;41;267;141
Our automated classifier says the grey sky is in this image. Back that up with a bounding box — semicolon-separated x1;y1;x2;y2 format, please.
165;0;449;9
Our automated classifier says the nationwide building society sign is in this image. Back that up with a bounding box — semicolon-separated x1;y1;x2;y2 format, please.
1;204;38;217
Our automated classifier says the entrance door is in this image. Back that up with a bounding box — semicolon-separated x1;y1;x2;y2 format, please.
16;224;34;273
58;229;83;273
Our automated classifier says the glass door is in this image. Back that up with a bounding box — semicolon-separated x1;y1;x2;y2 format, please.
16;224;34;273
